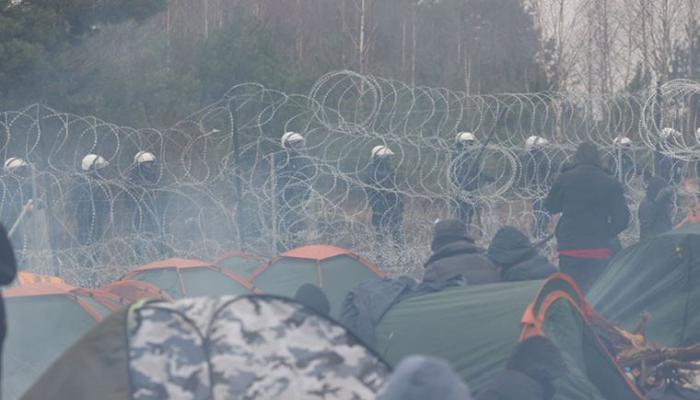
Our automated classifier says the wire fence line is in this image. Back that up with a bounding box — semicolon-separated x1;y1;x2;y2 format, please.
2;71;700;286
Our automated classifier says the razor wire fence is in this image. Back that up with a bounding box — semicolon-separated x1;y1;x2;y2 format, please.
2;71;700;286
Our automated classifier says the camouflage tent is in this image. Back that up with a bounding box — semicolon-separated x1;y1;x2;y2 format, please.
23;295;391;400
3;283;112;400
250;245;384;315
213;251;266;280
121;258;256;299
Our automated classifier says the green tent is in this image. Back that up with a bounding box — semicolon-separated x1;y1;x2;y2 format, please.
250;245;384;315
213;251;265;280
23;295;391;400
588;224;700;347
3;283;109;400
374;281;540;392
122;258;256;299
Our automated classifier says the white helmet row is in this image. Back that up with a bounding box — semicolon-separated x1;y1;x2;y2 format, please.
4;157;28;173
455;132;477;144
525;136;549;151
371;145;395;159
281;131;305;147
134;151;156;164
613;136;632;147
81;154;109;172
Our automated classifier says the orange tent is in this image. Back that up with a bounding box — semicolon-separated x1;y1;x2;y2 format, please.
100;280;172;303
121;258;256;299
11;271;65;287
213;251;266;280
249;245;384;315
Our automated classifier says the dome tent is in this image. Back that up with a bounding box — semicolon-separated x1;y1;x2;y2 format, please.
3;283;111;399
213;251;266;280
121;258;255;299
249;245;384;315
23;295;391;400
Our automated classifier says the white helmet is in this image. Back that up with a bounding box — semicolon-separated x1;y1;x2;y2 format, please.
281;131;305;147
134;151;156;164
613;136;632;147
660;127;681;140
4;157;28;173
81;154;109;172
525;136;548;151
371;145;395;159
455;132;477;144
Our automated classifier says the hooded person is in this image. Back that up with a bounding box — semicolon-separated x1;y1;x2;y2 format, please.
129;152;167;234
0;157;34;254
476;336;568;400
364;145;404;245
545;142;630;293
294;283;331;316
379;355;473;400
275;132;315;251
423;219;500;285
487;226;557;282
638;176;674;241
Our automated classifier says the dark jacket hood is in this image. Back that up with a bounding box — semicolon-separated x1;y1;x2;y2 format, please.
574;142;601;167
487;226;536;267
432;219;473;251
426;240;481;267
646;176;667;200
379;355;473;400
294;283;331;316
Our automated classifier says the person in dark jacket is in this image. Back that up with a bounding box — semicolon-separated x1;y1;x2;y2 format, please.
545;142;630;293
0;158;34;255
607;136;636;181
275;132;315;250
655;128;684;185
379;355;473;400
72;154;111;247
364;145;404;245
638;176;673;241
0;224;18;383
476;336;568;400
294;283;331;316
452;132;490;229
487;226;557;282
521;136;554;238
423;219;500;285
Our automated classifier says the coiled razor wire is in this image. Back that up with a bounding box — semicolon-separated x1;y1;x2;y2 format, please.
2;71;700;286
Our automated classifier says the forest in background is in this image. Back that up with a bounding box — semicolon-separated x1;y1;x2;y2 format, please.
2;0;700;128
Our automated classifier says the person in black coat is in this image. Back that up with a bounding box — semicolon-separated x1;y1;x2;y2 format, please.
0;224;18;383
452;132;491;228
638;176;673;241
0;158;34;255
476;336;568;400
487;226;557;282
72;154;112;247
545;142;630;293
275;132;315;250
364;146;404;245
423;219;500;285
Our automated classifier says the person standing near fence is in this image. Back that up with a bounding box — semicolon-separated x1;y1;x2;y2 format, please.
451;132;490;230
0;158;34;257
522;136;552;239
607;136;636;183
364;145;404;246
129;151;169;256
72;154;111;247
655;128;684;185
545;142;630;293
275;132;315;251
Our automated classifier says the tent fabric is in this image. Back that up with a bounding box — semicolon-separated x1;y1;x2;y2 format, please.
3;284;107;400
588;224;700;347
250;245;384;316
122;258;255;299
213;251;265;280
520;274;645;400
12;272;64;287
374;281;540;392
99;280;172;303
24;295;391;400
